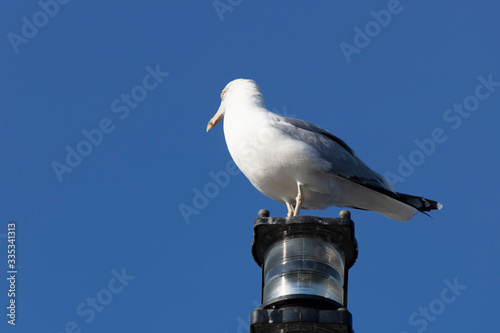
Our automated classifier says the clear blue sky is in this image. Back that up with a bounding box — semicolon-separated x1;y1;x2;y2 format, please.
2;1;499;332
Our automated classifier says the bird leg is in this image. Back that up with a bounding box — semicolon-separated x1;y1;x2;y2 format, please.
293;184;304;216
286;202;294;217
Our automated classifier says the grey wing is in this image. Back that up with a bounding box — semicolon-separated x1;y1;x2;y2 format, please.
270;115;396;193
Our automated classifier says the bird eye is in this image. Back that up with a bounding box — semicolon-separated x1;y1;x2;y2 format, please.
221;90;226;99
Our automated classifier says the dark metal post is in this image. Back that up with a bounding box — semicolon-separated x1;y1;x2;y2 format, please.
249;209;358;333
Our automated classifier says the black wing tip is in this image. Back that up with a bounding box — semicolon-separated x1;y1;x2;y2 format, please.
396;192;443;213
419;198;443;212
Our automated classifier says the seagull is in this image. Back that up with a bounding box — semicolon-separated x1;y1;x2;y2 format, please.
206;79;442;221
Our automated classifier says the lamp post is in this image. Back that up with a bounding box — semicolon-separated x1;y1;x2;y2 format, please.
250;209;358;333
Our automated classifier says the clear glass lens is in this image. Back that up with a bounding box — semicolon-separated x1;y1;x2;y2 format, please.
263;237;345;305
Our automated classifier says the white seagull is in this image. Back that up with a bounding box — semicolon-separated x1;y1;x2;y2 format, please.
206;79;442;221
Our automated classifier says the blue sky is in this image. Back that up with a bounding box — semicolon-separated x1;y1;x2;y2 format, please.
1;1;499;332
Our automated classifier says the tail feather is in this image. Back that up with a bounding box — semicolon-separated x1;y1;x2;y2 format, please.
334;178;441;221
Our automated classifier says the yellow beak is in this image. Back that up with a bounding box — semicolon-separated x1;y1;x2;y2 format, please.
206;106;224;132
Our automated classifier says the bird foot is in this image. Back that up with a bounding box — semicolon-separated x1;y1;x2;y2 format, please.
286;202;294;217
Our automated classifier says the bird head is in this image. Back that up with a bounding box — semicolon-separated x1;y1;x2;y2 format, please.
206;79;264;132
